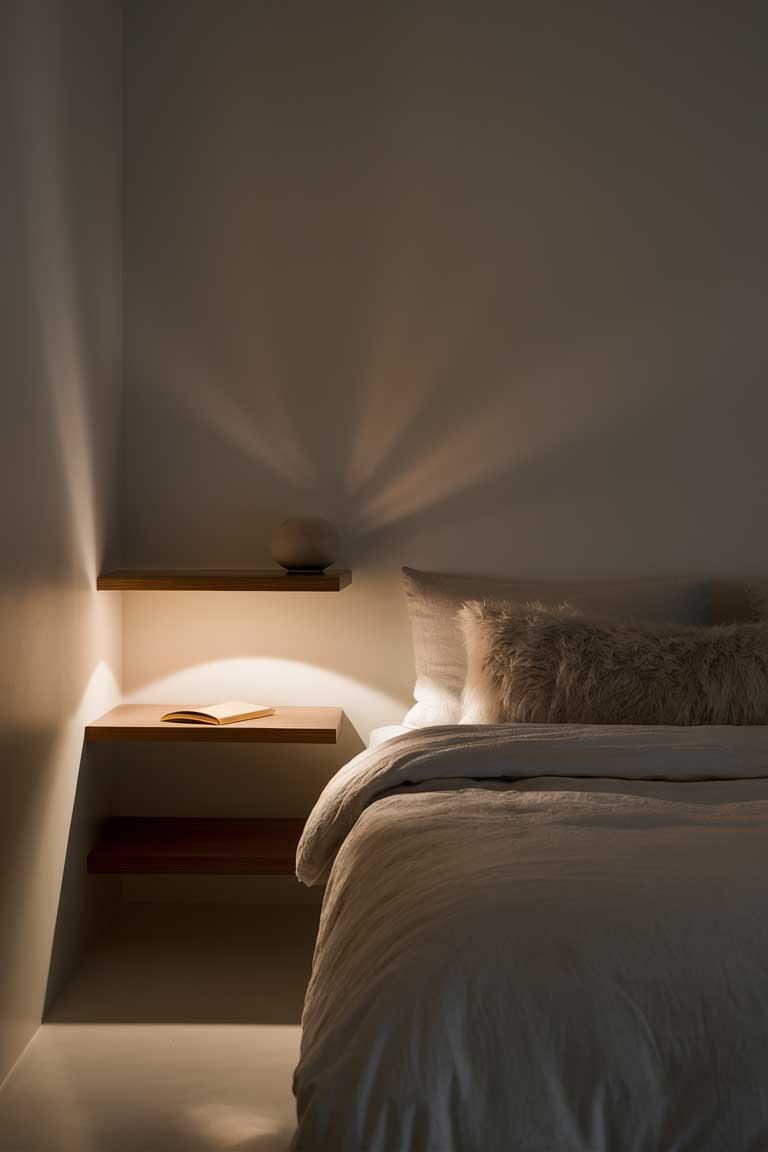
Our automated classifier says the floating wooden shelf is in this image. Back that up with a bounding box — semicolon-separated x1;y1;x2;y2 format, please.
87;817;304;875
86;705;342;744
97;568;351;591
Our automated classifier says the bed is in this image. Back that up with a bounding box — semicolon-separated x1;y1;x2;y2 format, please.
292;724;768;1151
290;572;768;1151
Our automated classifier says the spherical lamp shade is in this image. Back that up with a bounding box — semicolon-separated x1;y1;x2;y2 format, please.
271;517;339;572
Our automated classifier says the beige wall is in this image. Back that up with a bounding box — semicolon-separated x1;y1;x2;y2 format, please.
121;0;768;741
0;0;122;1081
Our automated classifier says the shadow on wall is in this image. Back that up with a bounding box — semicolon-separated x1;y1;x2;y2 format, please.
138;322;626;570
42;738;118;1021
121;0;768;579
0;0;121;1078
46;903;319;1026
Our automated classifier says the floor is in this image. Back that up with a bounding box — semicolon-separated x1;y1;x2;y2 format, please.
0;904;320;1152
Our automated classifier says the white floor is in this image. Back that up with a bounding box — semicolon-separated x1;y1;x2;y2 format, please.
0;904;320;1152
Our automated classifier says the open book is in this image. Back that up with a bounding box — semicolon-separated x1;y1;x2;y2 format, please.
161;701;275;726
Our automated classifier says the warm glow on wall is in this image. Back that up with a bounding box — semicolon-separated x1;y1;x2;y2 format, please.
124;656;403;730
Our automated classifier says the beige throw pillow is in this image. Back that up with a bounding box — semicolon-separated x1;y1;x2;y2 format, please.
460;600;768;726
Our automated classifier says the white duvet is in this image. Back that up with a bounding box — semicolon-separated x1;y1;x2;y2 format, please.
292;725;768;1152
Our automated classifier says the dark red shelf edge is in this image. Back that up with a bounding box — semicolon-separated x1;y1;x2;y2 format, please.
84;725;338;744
96;569;352;591
87;818;305;876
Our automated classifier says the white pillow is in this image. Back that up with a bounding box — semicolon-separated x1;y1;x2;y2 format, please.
368;725;411;749
401;567;710;728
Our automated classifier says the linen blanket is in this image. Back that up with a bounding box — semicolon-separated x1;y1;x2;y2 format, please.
292;725;768;1152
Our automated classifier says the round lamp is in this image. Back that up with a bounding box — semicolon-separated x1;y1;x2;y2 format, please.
271;517;339;572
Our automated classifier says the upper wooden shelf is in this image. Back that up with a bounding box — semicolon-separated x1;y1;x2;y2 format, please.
86;705;343;744
97;568;352;591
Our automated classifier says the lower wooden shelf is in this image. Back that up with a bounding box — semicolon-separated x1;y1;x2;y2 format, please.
87;817;305;875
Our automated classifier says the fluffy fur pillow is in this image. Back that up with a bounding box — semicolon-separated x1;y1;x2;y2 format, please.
459;601;768;726
401;567;709;727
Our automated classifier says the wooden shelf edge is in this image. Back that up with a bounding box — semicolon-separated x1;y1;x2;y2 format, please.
97;568;352;591
87;817;305;876
85;726;339;744
85;705;343;744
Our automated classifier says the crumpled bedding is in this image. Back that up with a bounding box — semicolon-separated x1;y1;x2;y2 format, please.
292;724;768;1152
